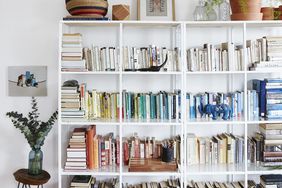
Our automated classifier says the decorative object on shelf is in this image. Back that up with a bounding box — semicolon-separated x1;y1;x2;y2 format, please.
218;0;231;20
128;158;178;172
137;0;175;21
274;7;281;20
199;103;231;120
161;147;174;163
63;16;110;21
193;0;208;21
230;0;263;20
112;4;130;20
261;7;274;19
13;169;50;188
65;0;108;17
129;54;168;72
8;66;47;97
6;97;58;175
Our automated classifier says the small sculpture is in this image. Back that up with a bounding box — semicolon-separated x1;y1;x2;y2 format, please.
199;103;231;120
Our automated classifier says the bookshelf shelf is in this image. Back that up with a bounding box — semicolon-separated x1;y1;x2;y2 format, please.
59;20;282;187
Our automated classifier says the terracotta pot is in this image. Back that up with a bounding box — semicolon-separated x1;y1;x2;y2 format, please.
261;7;274;16
230;0;261;14
231;13;263;20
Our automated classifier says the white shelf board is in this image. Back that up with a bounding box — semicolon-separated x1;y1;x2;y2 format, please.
247;118;282;124
186;71;245;75
122;71;182;75
60;118;120;125
60;166;119;176
122;118;181;126
247;163;282;175
187;163;245;175
122;166;181;177
61;71;120;75
247;70;282;74
185;21;244;27
186;117;245;125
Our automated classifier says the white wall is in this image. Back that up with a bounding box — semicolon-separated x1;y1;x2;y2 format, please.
0;0;195;187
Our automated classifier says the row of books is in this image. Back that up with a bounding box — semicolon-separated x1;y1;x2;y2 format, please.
187;180;256;188
186;133;244;165
70;176;118;188
260;174;282;188
248;124;282;167
248;36;282;71
186;92;244;120
64;126;120;171
187;42;244;72
124;179;180;188
251;78;282;120
123;46;180;72
123;133;181;165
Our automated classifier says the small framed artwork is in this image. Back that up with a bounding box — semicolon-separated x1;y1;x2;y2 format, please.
138;0;175;21
8;66;47;96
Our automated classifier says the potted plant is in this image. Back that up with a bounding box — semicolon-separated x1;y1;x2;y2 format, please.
6;97;58;175
230;0;263;20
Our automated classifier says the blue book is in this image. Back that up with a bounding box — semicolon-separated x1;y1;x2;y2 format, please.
190;94;195;119
267;104;282;111
265;79;282;83
253;79;266;117
266;88;282;93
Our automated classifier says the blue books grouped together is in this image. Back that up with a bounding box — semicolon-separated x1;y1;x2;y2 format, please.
251;78;282;120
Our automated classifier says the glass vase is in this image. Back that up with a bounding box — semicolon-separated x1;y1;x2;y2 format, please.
193;0;208;21
28;149;43;175
219;0;230;21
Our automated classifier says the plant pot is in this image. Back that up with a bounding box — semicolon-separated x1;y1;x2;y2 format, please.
230;0;261;14
28;149;43;175
231;13;263;20
66;0;108;17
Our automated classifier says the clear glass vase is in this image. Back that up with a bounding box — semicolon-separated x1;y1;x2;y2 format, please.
219;0;230;21
193;0;208;21
28;149;43;175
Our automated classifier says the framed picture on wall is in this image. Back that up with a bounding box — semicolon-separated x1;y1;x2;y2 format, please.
137;0;175;21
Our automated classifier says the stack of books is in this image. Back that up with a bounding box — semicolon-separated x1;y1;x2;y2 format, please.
260;175;282;188
186;133;244;165
186;42;244;72
122;134;181;166
249;124;282;167
61;33;86;72
187;180;256;188
251;78;282;120
123;46;180;72
248;36;282;71
65;128;87;171
123;178;180;188
61;85;84;118
70;176;119;188
186;91;244;120
122;90;181;121
64;126;120;171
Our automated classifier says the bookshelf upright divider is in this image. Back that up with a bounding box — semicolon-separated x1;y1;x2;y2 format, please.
58;20;282;188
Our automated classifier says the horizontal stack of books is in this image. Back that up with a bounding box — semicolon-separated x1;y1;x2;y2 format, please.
70;176;119;188
187;133;244;165
122;90;181;121
123;134;181;165
187;180;256;188
61;33;86;72
248;124;282;167
186;42;244;72
248;36;282;71
260;175;282;188
64;126;120;171
123;46;180;72
123;178;180;188
186;91;244;120
65;128;87;171
61;85;84;118
251;78;282;120
83;46;119;72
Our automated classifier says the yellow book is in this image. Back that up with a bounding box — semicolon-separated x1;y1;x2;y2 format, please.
93;135;99;169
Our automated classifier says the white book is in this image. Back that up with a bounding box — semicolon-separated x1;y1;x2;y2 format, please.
109;47;115;71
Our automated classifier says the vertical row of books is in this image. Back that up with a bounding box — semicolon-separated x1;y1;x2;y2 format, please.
187;42;244;72
186;133;244;165
186;91;244;120
187;180;256;188
249;78;282;120
122;90;181;121
248;124;282;167
123;46;180;72
248;36;282;71
69;176;119;188
64;126;120;171
123;179;180;188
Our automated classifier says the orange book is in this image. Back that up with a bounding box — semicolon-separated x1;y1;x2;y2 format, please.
86;125;96;169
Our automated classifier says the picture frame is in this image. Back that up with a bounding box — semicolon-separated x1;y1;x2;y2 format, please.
137;0;175;21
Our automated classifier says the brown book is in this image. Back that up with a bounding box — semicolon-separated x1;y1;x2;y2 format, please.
264;152;282;157
260;124;282;130
128;158;177;172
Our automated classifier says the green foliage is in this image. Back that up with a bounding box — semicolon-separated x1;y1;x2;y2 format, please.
205;0;223;13
6;97;58;150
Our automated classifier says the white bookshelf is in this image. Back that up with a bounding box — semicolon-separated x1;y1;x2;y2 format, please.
58;20;282;188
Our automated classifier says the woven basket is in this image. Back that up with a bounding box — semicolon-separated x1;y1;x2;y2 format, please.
66;0;108;17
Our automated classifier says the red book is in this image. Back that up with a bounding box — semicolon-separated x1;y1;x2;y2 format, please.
123;141;129;165
86;125;96;169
